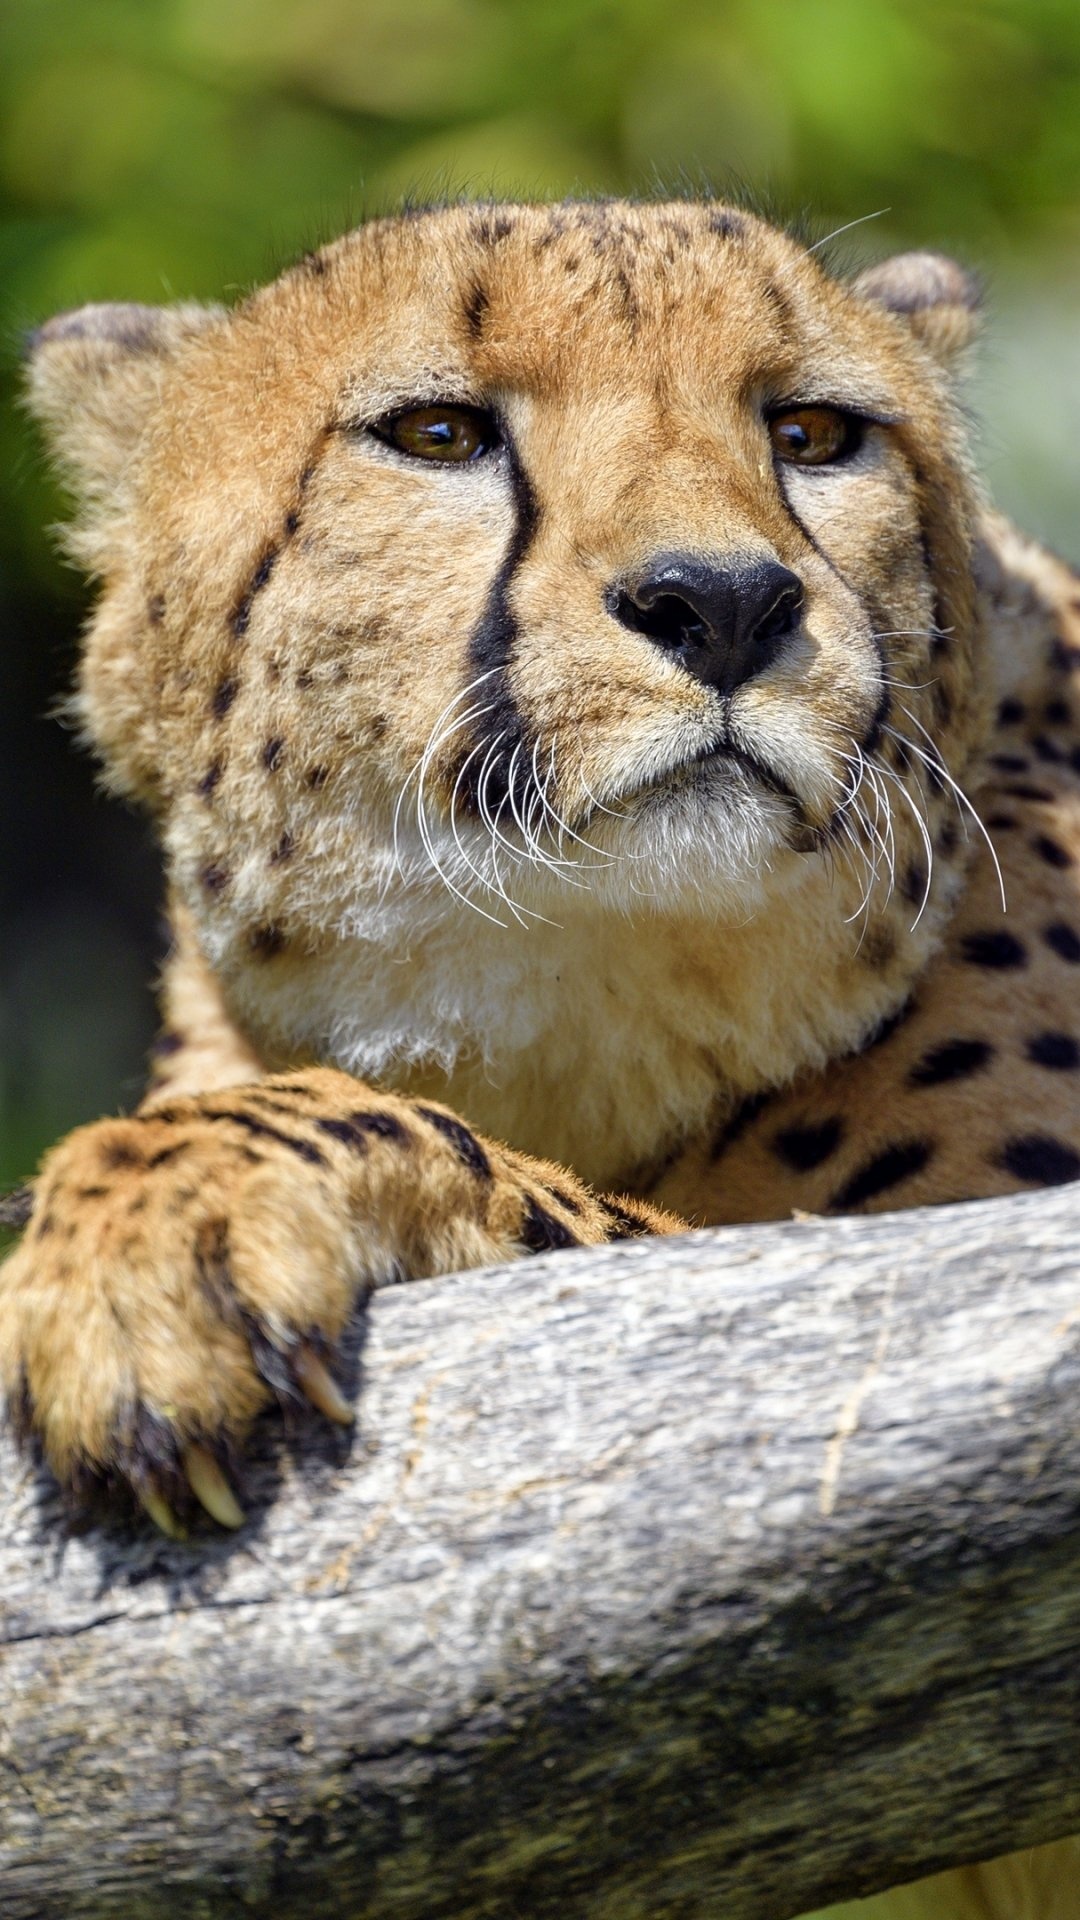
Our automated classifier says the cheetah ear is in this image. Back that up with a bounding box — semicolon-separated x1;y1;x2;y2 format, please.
852;252;982;368
24;301;223;507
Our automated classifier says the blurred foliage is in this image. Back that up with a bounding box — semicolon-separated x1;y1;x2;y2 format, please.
1;0;1079;1179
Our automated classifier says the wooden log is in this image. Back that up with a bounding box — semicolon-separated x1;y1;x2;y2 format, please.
2;1185;1080;1920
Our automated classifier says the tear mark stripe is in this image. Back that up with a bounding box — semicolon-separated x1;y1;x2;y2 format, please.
459;418;540;813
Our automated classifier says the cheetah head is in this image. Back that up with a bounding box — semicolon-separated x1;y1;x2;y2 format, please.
26;201;988;1085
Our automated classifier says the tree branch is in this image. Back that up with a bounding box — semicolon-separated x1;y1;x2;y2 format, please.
3;1187;1080;1919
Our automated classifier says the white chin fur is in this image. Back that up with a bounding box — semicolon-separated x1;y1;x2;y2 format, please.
374;764;800;931
221;780;808;1089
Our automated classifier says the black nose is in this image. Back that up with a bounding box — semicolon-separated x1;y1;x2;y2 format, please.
609;553;803;693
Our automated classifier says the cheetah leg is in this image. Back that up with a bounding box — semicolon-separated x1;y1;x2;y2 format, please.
2;967;682;1532
144;893;268;1102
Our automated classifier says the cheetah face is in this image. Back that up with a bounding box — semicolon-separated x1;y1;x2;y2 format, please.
29;201;984;947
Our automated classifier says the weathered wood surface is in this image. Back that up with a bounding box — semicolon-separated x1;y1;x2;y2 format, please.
3;1185;1080;1920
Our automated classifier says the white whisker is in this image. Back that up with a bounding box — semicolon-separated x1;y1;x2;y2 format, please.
807;208;891;254
891;708;1007;914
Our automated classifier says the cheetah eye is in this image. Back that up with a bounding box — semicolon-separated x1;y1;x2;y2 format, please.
370;404;500;463
768;406;866;466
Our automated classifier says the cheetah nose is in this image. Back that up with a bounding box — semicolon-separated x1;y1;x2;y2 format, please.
609;553;804;694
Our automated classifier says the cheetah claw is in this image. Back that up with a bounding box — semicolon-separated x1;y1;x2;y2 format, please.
184;1442;245;1529
293;1345;354;1425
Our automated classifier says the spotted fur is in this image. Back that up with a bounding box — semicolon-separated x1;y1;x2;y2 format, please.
5;198;1080;1919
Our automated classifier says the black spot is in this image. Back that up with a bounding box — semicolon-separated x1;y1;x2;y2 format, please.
1026;1031;1080;1070
197;759;223;800
999;1134;1080;1187
772;1116;845;1172
710;1089;773;1160
709;209;746;238
938;817;960;856
519;1195;580;1254
283;508;300;537
1051;638;1080;673
1044;921;1080;962
600;1198;651;1240
270;830;294;865
1071;746;1080;775
151;1031;184;1059
249;923;287;959
1033;833;1073;869
301;249;327;277
472;211;513;246
200;862;230;894
908;1038;994;1086
900;859;927;907
830;1139;933;1211
148;592;166;626
858;996;916;1054
613;265;639;330
997;697;1025;726
211;1109;326;1166
212;676;238;719
985;813;1017;830
232;545;280;638
988;753;1029;774
464;282;489;339
147;1140;189;1169
1002;782;1055;802
306;765;329;790
1033;732;1065;764
416;1106;491;1179
314;1116;375;1154
262;736;285;773
960;930;1027;969
296;669;313;691
348;1108;409;1145
1045;698;1071;725
544;1182;583;1217
102;1139;145;1171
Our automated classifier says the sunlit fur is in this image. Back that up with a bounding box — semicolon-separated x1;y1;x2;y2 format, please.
14;201;1080;1918
25;202;993;1183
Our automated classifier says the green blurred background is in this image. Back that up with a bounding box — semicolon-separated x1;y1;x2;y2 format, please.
2;0;1079;1190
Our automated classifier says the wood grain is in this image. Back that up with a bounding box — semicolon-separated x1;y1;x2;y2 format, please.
3;1185;1080;1919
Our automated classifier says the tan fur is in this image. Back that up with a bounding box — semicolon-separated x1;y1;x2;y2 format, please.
5;200;1080;1916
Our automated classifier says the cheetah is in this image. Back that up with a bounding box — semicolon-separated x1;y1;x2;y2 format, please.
4;200;1080;1918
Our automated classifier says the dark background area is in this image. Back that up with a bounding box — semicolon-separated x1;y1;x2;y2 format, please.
2;0;1079;1192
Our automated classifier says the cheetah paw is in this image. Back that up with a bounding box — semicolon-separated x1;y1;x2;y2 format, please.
0;1070;657;1533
